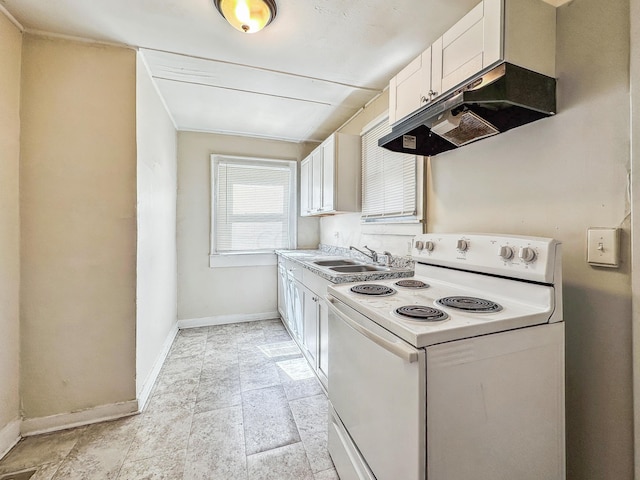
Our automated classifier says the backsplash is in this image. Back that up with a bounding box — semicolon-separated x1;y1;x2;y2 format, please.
319;244;415;269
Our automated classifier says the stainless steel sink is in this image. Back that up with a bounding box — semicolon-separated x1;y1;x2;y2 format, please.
329;265;389;273
313;259;357;267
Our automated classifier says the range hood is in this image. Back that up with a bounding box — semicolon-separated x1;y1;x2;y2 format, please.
378;63;557;157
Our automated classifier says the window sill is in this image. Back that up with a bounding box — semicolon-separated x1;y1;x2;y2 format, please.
209;252;277;268
360;221;424;236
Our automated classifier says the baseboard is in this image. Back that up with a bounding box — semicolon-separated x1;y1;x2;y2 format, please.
136;323;179;412
178;311;280;329
0;418;21;459
21;400;139;437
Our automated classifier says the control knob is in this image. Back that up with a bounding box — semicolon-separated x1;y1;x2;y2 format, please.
498;245;514;260
519;246;537;263
424;241;435;252
457;239;468;252
415;241;424;251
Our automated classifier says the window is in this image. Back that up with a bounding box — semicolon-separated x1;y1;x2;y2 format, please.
361;116;423;231
210;155;296;266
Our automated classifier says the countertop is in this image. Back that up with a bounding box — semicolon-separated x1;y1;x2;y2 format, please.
275;248;414;284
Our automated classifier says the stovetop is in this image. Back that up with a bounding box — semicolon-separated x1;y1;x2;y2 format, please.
327;233;562;348
328;271;556;348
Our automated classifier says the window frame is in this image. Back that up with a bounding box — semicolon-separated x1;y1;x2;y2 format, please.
360;113;425;235
209;154;297;268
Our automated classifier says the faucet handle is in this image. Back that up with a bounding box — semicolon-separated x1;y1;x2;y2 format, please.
364;245;376;255
382;251;393;266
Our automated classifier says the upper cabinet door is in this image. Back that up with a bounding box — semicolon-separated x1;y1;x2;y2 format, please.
389;49;432;125
437;0;503;95
300;157;312;217
311;148;323;212
320;136;335;212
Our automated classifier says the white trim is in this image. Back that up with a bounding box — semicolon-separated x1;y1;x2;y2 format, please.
0;5;24;32
209;252;277;268
178;311;280;329
137;50;178;130
23;28;135;50
136;324;179;412
0;418;21;460
361;111;391;137
361;222;424;236
21;400;139;437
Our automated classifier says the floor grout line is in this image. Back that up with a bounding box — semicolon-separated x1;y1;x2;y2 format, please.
1;321;336;480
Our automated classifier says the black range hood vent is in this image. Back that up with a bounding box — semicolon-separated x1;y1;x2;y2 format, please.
378;63;557;157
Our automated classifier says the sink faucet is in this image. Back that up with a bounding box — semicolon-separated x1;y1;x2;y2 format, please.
350;245;378;264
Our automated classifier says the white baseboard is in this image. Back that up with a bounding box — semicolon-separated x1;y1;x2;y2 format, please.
21;400;139;437
178;311;280;329
0;418;21;459
136;323;179;412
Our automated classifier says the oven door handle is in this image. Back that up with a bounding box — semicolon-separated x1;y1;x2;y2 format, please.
326;297;419;363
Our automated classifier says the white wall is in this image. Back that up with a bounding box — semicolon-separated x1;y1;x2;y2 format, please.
177;131;318;322
20;35;138;420
321;1;634;477
135;54;178;401
0;10;22;454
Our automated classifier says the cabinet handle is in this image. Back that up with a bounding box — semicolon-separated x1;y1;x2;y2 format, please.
420;95;428;103
428;89;438;99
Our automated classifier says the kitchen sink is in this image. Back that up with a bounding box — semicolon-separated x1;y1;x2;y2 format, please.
313;259;357;267
329;265;389;273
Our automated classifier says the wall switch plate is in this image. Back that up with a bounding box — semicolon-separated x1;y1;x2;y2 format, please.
587;227;620;267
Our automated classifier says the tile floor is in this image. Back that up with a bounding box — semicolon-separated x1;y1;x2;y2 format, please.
0;319;338;480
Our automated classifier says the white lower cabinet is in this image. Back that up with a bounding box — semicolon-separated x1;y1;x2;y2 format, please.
277;255;331;391
277;259;288;322
316;297;329;388
302;284;318;365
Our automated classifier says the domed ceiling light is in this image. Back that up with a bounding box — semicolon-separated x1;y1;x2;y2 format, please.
213;0;277;33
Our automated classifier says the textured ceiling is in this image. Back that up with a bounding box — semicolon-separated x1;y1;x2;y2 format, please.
5;0;505;142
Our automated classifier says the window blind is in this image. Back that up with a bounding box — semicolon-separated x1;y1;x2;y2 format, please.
362;119;417;220
213;157;295;252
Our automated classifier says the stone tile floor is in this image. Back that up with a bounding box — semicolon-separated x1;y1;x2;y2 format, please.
0;319;338;479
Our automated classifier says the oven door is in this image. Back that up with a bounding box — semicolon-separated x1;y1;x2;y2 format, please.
327;295;426;480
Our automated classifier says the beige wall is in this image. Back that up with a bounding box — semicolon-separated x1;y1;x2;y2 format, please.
177;131;318;321
631;0;640;475
135;54;178;398
20;35;137;418
321;0;634;477
0;11;22;449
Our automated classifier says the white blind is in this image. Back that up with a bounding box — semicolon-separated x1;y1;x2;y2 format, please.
213;157;295;252
362;119;417;220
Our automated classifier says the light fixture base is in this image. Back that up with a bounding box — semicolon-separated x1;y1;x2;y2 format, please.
213;0;277;34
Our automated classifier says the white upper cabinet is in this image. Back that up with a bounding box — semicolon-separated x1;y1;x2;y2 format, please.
435;0;555;95
437;1;493;95
389;0;556;125
300;157;311;216
389;46;441;125
300;132;361;216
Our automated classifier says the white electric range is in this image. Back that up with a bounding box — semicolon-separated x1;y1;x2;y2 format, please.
326;233;565;480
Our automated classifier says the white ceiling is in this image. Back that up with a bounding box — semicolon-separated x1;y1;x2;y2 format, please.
5;0;502;143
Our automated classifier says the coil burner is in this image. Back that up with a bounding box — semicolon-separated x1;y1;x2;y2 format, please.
395;279;429;289
394;305;448;322
350;284;396;296
436;296;502;313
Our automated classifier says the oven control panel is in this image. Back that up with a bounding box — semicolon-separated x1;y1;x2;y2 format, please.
412;233;561;284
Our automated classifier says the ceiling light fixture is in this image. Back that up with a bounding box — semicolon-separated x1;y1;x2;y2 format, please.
213;0;277;34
